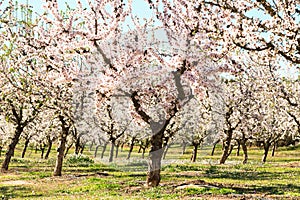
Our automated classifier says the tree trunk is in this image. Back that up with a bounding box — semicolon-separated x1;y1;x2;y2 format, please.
162;143;171;160
191;143;199;162
127;138;135;160
138;145;142;153
21;138;30;158
241;140;248;164
115;144;119;158
271;142;276;157
89;140;94;151
120;143;124;152
211;140;218;156
101;142;108;159
236;141;240;156
80;144;84;154
142;147;146;159
1;126;23;171
220;130;233;164
109;141;115;162
262;142;270;163
0;146;2;157
146;131;164;187
40;145;45;159
75;138;81;155
94;145;100;158
53;134;67;176
53;116;69;176
45;139;53;159
181;142;187;155
64;143;73;158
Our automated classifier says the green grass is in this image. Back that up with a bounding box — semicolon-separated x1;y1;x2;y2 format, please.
0;143;299;199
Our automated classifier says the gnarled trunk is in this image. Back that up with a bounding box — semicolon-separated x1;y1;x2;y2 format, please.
1;126;23;171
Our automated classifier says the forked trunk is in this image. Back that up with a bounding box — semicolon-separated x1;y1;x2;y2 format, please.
1;126;23;171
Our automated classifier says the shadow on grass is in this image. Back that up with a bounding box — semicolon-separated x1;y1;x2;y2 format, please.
0;185;42;199
231;183;300;195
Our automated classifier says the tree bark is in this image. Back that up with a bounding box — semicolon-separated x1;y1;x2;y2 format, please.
21;138;30;158
94;145;100;158
1;126;23;171
241;140;248;164
40;144;45;159
89;140;94;151
115;144;119;158
236;141;240;156
271;142;276;157
0;146;2;157
101;142;108;159
80;144;84;154
141;147;146;159
75;137;81;155
109;141;115;162
64;143;73;158
146;130;164;187
45;139;53;159
53;134;67;176
181;142;187;155
162;143;171;160
127;137;135;160
211;140;219;156
262;142;270;163
220;129;233;164
53;116;69;176
191;143;199;162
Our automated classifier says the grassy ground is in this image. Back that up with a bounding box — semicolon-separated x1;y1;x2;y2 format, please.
0;143;300;199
